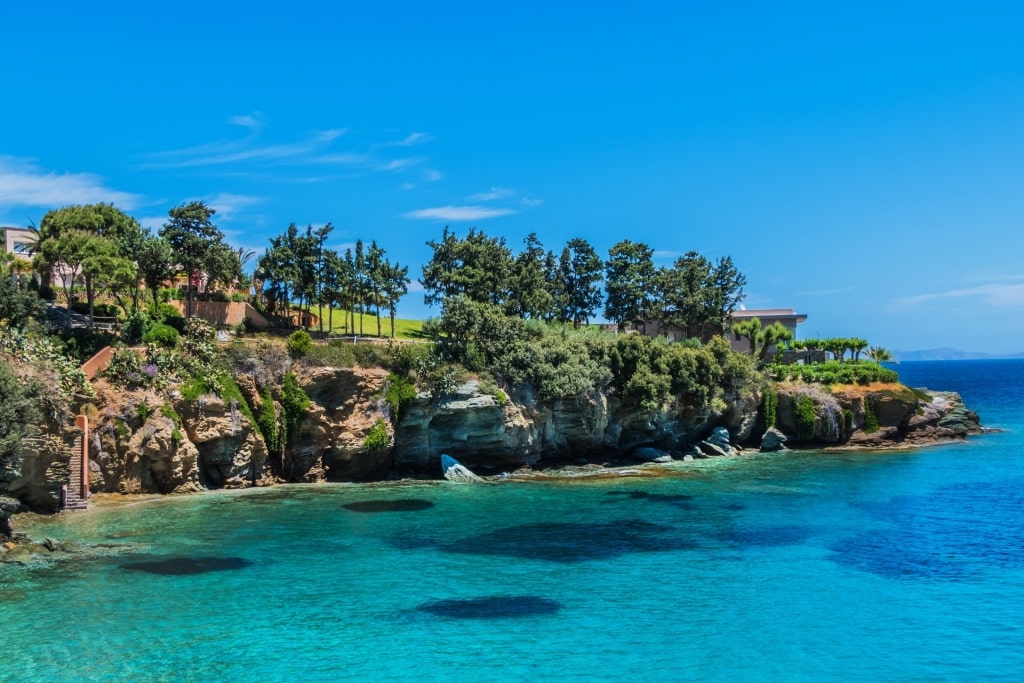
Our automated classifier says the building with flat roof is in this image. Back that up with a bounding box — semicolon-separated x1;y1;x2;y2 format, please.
2;226;36;261
638;307;808;353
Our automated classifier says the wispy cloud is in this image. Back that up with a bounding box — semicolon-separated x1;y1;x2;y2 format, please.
890;282;1024;309
381;132;434;147
403;205;518;221
227;112;264;134
468;186;515;202
424;169;444;182
143;119;351;169
407;280;425;293
378;157;424;172
653;249;683;260
0;155;143;210
520;196;543;207
202;192;264;221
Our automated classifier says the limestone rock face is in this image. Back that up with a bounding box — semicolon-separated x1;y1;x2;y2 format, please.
2;433;72;512
395;381;540;474
291;366;393;482
774;383;981;449
179;395;267;488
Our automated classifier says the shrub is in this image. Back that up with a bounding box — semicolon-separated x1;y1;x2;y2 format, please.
122;311;152;345
769;360;898;386
863;397;880;433
280;372;310;443
350;342;390;368
287;330;313;357
795;394;817;441
256;386;278;452
70;301;120;318
842;408;854;434
143;323;180;348
363;418;390;452
301;343;355;368
763;386;778;427
385;374;418;421
156;303;186;332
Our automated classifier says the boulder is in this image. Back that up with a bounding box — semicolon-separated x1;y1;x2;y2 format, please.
697;441;731;457
0;496;21;517
760;428;788;452
630;447;671;462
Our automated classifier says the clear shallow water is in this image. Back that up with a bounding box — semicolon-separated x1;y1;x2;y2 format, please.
4;361;1024;681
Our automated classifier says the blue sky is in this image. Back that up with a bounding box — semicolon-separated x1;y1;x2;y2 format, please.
2;2;1023;354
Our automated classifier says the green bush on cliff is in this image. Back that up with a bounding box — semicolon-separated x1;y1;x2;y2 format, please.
385;374;417;422
143;323;180;348
763;386;778;427
863;397;880;433
280;372;310;444
287;330;313;357
363;418;390;452
256;386;278;452
795;394;817;441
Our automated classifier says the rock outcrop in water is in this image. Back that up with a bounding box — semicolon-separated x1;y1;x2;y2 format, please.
770;383;982;450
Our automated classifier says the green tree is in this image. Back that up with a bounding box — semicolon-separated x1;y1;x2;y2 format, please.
421;226;514;307
138;235;177;311
0;260;43;328
865;346;894;364
604;239;655;332
366;240;386;337
380;259;410;339
506;233;554;319
655;251;746;341
256;225;300;318
0;358;40;461
35;203;142;320
159;201;227;318
554;237;603;327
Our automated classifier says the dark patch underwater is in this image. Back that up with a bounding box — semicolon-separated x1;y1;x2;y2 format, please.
417;595;561;618
342;499;435;512
120;556;252;575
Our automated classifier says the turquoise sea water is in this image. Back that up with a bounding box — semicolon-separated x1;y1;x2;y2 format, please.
3;360;1024;681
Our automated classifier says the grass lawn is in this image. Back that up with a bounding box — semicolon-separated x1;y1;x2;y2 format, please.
302;306;427;339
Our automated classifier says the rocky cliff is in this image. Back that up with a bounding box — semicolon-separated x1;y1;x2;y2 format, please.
770;382;982;450
0;367;986;513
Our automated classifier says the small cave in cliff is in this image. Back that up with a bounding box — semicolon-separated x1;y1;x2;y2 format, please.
120;556;253;575
342;499;434;513
416;595;561;619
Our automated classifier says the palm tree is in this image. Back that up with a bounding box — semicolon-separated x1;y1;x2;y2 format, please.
865;346;895;364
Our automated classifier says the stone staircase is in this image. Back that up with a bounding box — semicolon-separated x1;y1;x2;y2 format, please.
65;435;88;511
